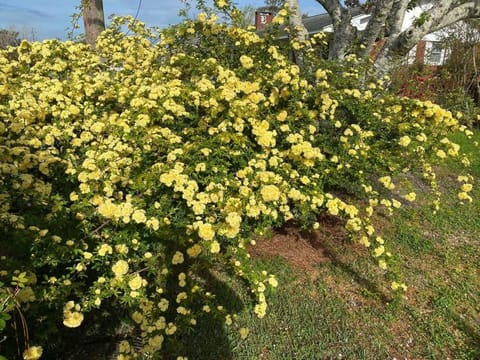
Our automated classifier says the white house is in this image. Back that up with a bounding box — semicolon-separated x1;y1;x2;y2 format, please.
255;1;449;66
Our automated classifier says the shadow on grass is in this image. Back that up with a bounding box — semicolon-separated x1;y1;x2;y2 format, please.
27;269;245;360
173;269;245;360
449;311;480;358
299;216;393;305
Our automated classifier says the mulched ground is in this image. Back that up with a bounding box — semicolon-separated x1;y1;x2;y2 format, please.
249;214;349;273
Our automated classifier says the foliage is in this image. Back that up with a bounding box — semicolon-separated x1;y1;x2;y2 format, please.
441;19;480;106
391;64;480;127
0;8;475;359
222;131;480;360
262;0;284;13
0;30;20;49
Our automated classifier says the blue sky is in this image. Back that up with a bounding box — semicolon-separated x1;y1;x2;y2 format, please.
0;0;324;41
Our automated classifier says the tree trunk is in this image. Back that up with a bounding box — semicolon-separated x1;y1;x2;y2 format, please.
314;0;480;76
358;0;394;59
328;9;355;60
82;0;106;48
315;0;355;60
285;0;310;66
286;0;308;42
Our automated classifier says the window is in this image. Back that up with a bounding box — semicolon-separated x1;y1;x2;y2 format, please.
426;42;443;65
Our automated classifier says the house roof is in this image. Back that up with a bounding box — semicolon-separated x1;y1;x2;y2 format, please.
272;7;367;39
302;7;366;35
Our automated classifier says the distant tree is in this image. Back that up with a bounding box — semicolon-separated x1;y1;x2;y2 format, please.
82;0;105;48
0;29;20;49
442;19;480;100
264;0;285;13
233;5;257;28
314;0;480;75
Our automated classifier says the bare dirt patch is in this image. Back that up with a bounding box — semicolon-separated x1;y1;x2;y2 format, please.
249;214;349;274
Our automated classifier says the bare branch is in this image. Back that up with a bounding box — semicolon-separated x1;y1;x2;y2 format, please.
315;0;343;22
386;0;410;38
431;1;480;33
388;1;454;56
316;0;357;59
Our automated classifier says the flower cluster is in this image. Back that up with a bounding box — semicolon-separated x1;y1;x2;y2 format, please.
0;12;473;359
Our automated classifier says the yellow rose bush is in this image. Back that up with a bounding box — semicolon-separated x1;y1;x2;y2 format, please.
0;9;474;358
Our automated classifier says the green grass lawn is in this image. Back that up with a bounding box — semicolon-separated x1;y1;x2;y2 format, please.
182;130;480;360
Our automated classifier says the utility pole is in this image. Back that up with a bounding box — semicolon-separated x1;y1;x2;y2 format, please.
82;0;105;48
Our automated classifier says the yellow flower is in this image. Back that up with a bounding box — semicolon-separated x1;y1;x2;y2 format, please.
276;111;287;121
254;301;267;318
359;236;370;247
118;340;131;353
458;191;473;202
23;346;43;360
165;322;177;335
149;335;164;350
260;185;280;202
225;212;242;228
272;15;285;25
391;281;407;291
378;176;395;190
98;200;119;219
216;0;227;8
403;192;416;202
158;298;169;312
346;218;362;232
197;13;207;22
172;251;184;265
373;245;385;257
98;244;113;256
210;240;221;254
239;55;254;69
198;222;215;241
128;275;143;290
132;209;147;223
239;327;249;339
115;244;129;254
63;311;84;328
131;311;143;324
112;260;129;278
186;244;202;258
436;149;446;159
398;136;411;147
315;69;327;80
378;260;387;269
461;183;473;192
268;276;278;288
392;199;401;209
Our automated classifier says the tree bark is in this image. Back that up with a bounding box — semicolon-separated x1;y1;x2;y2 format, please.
358;0;394;59
316;0;356;60
286;0;310;66
82;0;106;48
374;0;480;76
287;0;309;42
298;0;480;74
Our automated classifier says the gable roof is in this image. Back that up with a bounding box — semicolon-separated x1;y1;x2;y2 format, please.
302;7;366;35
